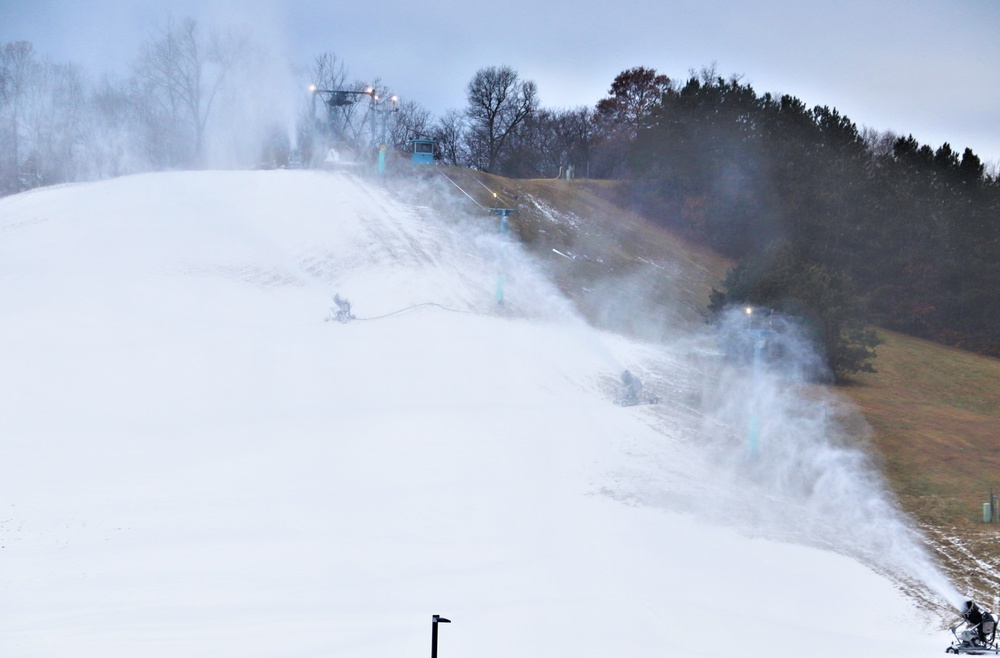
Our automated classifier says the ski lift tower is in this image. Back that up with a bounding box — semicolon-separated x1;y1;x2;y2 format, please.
310;84;398;172
309;84;375;134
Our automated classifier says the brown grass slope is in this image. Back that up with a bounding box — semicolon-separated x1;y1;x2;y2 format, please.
430;169;731;331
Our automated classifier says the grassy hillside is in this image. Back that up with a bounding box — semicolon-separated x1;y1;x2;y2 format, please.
846;332;1000;524
401;167;1000;600
845;332;1000;597
426;168;731;333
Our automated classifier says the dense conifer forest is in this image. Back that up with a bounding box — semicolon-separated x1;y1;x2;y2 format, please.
622;72;999;373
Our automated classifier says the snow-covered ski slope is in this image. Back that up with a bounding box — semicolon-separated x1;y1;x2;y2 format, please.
0;170;953;657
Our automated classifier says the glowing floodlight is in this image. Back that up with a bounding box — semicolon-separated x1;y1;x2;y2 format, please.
308;84;317;92
745;306;753;315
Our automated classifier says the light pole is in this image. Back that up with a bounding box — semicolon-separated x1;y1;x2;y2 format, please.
431;614;451;658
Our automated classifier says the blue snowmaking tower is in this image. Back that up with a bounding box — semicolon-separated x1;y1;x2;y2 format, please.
745;306;773;455
490;207;514;305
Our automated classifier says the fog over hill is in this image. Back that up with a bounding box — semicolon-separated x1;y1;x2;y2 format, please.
0;170;962;657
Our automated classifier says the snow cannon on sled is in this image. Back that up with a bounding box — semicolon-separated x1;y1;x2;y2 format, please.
947;599;999;654
325;294;355;323
614;370;659;407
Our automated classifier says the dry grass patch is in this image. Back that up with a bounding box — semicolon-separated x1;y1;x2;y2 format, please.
847;331;1000;521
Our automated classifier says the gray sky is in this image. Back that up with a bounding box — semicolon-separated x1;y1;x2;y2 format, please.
3;0;999;164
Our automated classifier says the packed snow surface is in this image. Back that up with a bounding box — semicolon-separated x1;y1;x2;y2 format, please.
0;170;953;657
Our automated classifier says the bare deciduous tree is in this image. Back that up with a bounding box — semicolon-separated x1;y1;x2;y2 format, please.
388;99;432;150
432;109;467;167
21;60;89;185
133;17;249;166
465;65;538;173
85;74;143;178
0;41;37;192
305;51;351;143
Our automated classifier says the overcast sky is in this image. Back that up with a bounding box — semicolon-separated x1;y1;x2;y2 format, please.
3;0;999;164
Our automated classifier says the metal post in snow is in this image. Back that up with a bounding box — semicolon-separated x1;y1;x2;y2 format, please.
431;614;451;658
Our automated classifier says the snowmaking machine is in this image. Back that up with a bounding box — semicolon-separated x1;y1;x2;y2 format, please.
325;294;355;323
614;370;659;407
947;600;999;655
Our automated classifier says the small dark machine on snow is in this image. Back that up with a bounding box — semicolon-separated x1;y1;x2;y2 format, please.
615;369;659;407
326;293;355;323
948;600;999;654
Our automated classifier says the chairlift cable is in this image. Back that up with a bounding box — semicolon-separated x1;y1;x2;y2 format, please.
436;169;487;210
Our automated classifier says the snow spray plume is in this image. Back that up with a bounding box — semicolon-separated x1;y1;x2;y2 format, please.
382;172;624;370
584;267;697;343
514;189;711;345
390;171;964;614
698;307;962;610
200;27;301;169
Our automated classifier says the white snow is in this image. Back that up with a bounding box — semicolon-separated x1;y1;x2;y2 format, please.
0;170;955;657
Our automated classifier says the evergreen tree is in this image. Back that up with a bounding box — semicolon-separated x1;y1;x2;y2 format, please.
710;242;881;379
